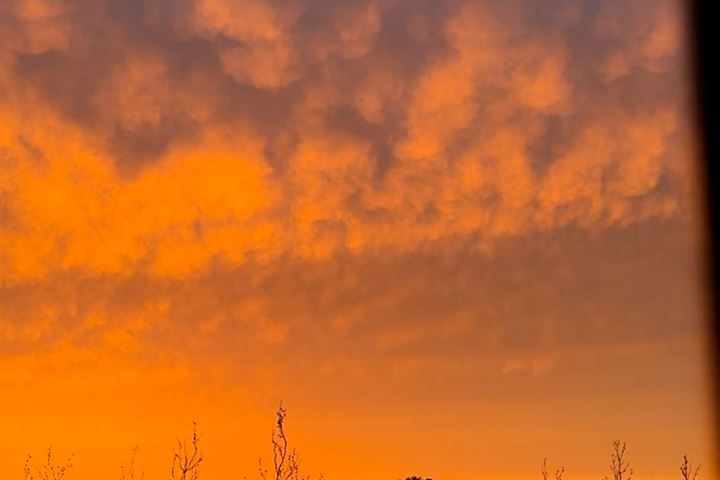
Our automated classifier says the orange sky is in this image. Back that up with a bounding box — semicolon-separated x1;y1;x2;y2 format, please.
0;0;715;479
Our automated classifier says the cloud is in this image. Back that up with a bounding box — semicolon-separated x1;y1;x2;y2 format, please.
0;2;709;475
1;0;690;283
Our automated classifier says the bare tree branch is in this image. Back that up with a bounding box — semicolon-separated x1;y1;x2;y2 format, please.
542;457;564;480
680;455;700;480
602;440;633;480
171;422;203;480
24;448;73;480
259;403;318;480
121;446;144;480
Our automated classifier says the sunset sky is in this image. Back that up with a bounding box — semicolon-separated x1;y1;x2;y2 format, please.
0;0;715;479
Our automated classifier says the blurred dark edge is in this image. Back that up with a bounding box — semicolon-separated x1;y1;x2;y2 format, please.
687;0;720;468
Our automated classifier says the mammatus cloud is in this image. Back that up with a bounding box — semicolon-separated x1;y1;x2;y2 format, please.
0;1;712;478
0;0;690;282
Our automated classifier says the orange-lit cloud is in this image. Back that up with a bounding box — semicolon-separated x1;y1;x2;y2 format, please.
0;0;712;479
0;0;692;282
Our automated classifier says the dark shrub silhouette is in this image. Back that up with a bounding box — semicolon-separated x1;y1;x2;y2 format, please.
170;422;203;480
542;458;565;480
603;440;632;480
23;448;73;480
120;446;144;480
18;419;703;480
680;454;700;480
258;403;320;480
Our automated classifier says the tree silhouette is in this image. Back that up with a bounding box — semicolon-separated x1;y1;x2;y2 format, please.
259;403;318;480
120;446;144;480
542;458;565;480
23;448;73;480
602;440;632;480
170;422;203;480
680;455;700;480
14;418;703;480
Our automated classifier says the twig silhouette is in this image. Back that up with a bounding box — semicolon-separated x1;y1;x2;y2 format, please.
171;422;203;480
121;446;144;480
602;440;633;480
542;457;565;480
24;448;73;480
259;403;319;480
680;454;700;480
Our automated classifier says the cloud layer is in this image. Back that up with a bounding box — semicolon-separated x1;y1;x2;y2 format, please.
0;1;712;479
1;0;692;282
